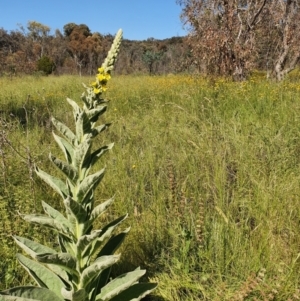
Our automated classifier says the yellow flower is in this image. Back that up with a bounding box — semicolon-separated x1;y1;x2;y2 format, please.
90;66;111;94
93;87;101;94
97;74;106;82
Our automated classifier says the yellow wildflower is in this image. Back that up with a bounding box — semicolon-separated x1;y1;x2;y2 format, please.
90;66;111;95
97;74;105;81
93;88;101;94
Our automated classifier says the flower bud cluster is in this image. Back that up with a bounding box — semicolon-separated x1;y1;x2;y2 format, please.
90;29;123;96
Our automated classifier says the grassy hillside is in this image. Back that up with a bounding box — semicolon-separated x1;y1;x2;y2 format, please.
1;74;300;300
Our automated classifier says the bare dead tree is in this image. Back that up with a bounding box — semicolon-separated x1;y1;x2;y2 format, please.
272;0;300;81
177;0;269;80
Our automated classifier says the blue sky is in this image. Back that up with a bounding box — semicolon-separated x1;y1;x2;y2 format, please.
1;0;187;40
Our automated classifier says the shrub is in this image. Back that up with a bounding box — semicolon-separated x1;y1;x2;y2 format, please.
37;56;55;75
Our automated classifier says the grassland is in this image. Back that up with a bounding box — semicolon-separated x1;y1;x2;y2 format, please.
1;72;300;300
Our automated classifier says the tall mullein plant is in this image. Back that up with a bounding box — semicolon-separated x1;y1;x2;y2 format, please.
0;29;157;301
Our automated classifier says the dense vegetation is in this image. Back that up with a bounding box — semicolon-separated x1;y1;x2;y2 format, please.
0;22;189;77
1;72;300;300
2;0;300;81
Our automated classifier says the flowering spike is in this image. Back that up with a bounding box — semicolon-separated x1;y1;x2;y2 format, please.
0;28;157;301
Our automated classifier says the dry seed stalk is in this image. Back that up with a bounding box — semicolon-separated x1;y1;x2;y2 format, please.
231;269;266;301
195;198;205;246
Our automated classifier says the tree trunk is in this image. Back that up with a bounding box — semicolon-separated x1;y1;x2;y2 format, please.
273;0;300;81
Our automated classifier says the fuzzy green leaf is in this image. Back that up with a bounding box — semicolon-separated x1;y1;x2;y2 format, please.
76;168;105;204
80;255;120;289
35;167;68;199
76;230;102;255
41;202;73;236
90;123;110;139
90;267;111;300
73;139;92;175
61;288;86;301
89;106;107;123
87;214;128;259
96;269;146;301
67;97;81;117
64;196;87;224
98;228;130;257
90;229;130;299
57;235;76;257
88;144;114;169
75;110;91;143
21;215;71;238
85;106;107;122
52;132;74;164
66;178;75;197
90;197;115;222
35;253;78;281
16;254;64;296
13;237;69;282
0;295;39;301
107;283;157;301
36;253;76;269
13;236;56;259
51;117;77;146
0;286;64;301
49;154;78;181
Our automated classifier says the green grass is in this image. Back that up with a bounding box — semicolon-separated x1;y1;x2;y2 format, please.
1;74;300;300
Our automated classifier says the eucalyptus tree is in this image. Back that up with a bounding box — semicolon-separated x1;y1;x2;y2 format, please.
177;0;269;79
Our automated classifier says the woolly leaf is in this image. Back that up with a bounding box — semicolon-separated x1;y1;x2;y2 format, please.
0;286;64;301
57;235;76;257
21;215;71;238
90;196;115;222
80;255;120;289
35;167;68;199
67;97;81;118
107;283;157;301
98;228;130;257
91;228;130;298
84;144;114;170
51;117;77;146
89;105;107;123
87;214;128;258
0;295;38;301
76;230;102;255
75;110;91;143
85;106;107;121
76;168;105;204
13;237;69;282
73;138;91;175
63;196;87;224
16;254;64;296
61;288;86;301
49;154;78;181
35;253;78;280
96;269;146;301
41;202;73;235
13;236;56;259
52;132;74;164
90;267;111;300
